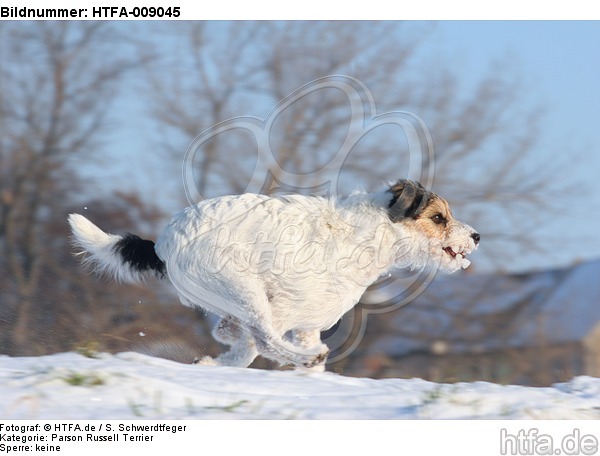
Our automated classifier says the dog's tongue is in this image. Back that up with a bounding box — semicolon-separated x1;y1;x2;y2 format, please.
443;246;456;257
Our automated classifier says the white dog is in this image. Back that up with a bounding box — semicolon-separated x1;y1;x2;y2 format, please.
69;179;479;371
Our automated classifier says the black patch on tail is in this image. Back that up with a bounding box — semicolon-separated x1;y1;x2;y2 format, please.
113;233;166;278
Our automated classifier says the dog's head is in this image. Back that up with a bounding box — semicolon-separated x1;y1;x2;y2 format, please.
387;179;480;273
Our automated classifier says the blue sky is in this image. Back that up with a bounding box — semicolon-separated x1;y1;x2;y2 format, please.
430;21;600;269
434;21;600;159
81;20;600;273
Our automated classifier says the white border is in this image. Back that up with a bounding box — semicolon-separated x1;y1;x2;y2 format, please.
2;0;599;20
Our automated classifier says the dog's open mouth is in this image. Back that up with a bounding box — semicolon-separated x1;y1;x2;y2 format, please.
443;246;472;269
443;246;468;260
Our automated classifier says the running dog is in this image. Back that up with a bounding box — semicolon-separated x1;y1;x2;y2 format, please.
68;179;480;371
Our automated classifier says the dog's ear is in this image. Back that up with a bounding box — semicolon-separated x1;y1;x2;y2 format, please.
387;180;430;222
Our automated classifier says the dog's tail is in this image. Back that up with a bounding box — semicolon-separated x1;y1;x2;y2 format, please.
68;213;166;283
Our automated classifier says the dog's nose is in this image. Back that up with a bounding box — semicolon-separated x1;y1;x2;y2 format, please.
471;232;481;244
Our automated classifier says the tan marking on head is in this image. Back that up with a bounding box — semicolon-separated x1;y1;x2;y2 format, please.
412;195;455;241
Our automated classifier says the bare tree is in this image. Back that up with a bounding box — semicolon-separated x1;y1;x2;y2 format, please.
145;22;428;194
0;22;155;354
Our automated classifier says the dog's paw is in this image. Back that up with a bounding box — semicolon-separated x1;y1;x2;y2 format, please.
299;363;326;373
192;356;218;366
302;345;329;369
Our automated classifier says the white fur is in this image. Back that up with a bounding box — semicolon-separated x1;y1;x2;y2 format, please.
69;187;478;370
68;214;145;283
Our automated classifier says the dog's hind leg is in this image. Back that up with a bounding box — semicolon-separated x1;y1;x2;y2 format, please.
234;293;329;368
194;317;327;369
176;277;327;368
195;317;259;368
250;323;329;369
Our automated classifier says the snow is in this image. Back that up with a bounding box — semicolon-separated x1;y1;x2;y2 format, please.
2;352;600;419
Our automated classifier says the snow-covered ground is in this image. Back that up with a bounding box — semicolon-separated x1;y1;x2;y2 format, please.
1;351;600;420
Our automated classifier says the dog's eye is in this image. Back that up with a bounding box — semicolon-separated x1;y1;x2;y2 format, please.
431;213;447;225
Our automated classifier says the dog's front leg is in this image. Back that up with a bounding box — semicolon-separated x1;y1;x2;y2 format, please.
292;329;328;372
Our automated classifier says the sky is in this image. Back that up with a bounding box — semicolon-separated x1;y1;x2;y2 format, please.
430;21;600;269
433;21;600;162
